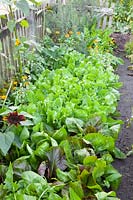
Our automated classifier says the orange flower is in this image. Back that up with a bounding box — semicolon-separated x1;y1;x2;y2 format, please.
15;38;21;46
3;116;7;121
0;95;7;100
76;31;81;35
65;33;70;38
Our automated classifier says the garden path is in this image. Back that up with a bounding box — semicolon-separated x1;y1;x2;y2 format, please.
113;42;133;199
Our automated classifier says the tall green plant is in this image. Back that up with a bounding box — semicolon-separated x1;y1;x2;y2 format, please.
0;0;42;77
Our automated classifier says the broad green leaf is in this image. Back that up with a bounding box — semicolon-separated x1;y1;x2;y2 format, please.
101;154;113;164
74;109;88;121
104;165;121;191
83;155;97;166
53;127;67;142
60;140;73;162
109;124;121;140
27;144;33;155
92;159;106;180
69;181;84;199
22;171;47;185
19;111;34;119
106;173;122;183
35;141;49;158
52;181;65;192
16;194;37;200
79;169;89;185
9;106;19;111
0;110;11;116
51;137;58;147
67;169;77;181
13;156;31;177
113;147;126;159
4;163;13;191
69;187;81;200
65;117;84;133
84;133;115;153
95;191;117;200
48;193;62;200
20;19;29;28
31;132;47;143
87;175;102;192
74;148;90;163
56;168;70;183
20;127;30;141
16;0;30;16
7;20;16;32
20;120;33;126
0;132;14;156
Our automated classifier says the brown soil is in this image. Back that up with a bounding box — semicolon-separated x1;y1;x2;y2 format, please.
112;33;133;200
111;32;131;52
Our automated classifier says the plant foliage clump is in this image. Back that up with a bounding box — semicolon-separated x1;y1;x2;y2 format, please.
0;26;124;199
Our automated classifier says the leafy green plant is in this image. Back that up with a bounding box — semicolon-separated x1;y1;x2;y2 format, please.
0;107;34;157
124;37;133;61
44;0;97;37
113;0;133;33
0;28;124;199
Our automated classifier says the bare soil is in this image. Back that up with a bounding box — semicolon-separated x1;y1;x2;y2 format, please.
112;33;133;200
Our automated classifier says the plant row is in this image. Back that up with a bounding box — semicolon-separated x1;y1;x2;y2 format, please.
0;28;125;200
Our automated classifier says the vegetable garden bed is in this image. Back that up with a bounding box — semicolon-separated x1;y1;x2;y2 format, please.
0;27;127;199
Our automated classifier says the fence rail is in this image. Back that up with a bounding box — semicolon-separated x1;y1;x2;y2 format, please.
0;0;114;83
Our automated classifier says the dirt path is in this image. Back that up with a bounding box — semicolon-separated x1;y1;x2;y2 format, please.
113;54;133;200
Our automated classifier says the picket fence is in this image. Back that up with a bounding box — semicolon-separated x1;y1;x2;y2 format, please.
0;0;114;82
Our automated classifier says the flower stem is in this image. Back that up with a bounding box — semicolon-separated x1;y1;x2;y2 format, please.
2;80;13;108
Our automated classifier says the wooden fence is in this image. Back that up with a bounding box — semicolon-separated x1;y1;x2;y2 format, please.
0;4;45;83
0;0;114;83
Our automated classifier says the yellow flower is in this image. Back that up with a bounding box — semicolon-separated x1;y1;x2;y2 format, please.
0;95;7;100
15;38;21;46
111;39;115;44
55;31;60;35
23;82;29;87
12;87;16;90
94;49;98;53
68;30;73;35
65;33;70;38
76;31;81;35
13;81;18;86
94;39;98;43
87;46;92;49
22;75;28;80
